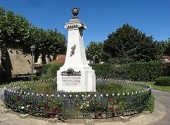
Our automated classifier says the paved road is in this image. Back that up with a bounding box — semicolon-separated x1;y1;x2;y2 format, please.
0;88;169;125
152;90;170;125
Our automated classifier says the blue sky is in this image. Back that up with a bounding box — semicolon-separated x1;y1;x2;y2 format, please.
0;0;170;47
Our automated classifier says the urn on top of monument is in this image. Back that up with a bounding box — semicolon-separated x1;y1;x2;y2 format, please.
65;8;86;30
72;8;79;18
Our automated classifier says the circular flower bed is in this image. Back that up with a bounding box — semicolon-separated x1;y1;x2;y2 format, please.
4;79;152;120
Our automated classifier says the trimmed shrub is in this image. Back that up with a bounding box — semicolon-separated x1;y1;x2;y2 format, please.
90;63;112;78
40;61;164;81
111;64;130;79
91;61;162;81
41;64;63;78
129;61;162;81
41;64;51;75
155;76;170;86
145;94;155;113
90;63;129;79
47;64;63;78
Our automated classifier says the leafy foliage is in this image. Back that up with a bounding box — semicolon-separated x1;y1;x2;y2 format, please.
0;7;31;76
145;94;155;113
90;63;129;79
155;76;170;86
41;64;63;79
0;6;66;58
41;62;164;81
163;38;170;56
86;41;106;63
0;7;66;77
29;27;66;63
0;7;31;49
103;24;160;62
90;63;112;78
91;61;163;81
0;45;12;77
129;61;162;81
47;64;63;78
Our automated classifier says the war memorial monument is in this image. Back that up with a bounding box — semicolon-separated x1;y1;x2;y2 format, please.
57;8;96;92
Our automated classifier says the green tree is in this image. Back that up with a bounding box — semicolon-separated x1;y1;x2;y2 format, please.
155;40;168;57
0;6;67;77
164;38;170;56
29;27;66;63
86;41;106;63
0;7;30;49
0;7;30;76
103;24;160;62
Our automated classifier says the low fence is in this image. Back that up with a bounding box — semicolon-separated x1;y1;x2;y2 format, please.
3;80;151;119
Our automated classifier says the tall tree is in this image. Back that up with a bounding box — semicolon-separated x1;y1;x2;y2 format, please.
0;7;30;49
155;40;168;57
0;6;67;77
103;24;160;62
86;41;105;63
0;7;30;76
29;27;66;63
164;38;170;56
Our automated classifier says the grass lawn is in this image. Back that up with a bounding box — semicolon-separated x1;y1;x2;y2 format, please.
4;81;141;95
0;84;8;88
139;82;170;92
1;81;170;92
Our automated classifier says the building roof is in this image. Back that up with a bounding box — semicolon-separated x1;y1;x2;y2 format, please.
51;55;66;64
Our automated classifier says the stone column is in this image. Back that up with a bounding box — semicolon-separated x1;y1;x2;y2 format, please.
57;8;96;92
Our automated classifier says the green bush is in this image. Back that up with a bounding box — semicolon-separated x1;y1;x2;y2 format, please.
129;61;162;81
91;61;162;81
41;64;62;79
145;94;155;113
41;64;51;75
40;61;164;81
90;63;112;78
90;63;129;79
47;64;63;78
111;64;130;79
155;76;170;86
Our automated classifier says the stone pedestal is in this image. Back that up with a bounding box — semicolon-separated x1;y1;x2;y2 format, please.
57;67;96;92
57;8;96;92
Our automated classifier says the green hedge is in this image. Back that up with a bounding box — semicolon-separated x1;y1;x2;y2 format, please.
145;94;155;113
129;61;162;81
155;76;170;86
90;63;112;78
41;64;51;75
41;64;63;78
90;63;129;79
91;61;162;81
47;64;63;78
40;61;166;81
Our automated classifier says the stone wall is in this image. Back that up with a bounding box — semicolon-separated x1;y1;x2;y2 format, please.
0;49;32;76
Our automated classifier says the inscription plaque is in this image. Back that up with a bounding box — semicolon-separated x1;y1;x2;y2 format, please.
62;76;81;86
